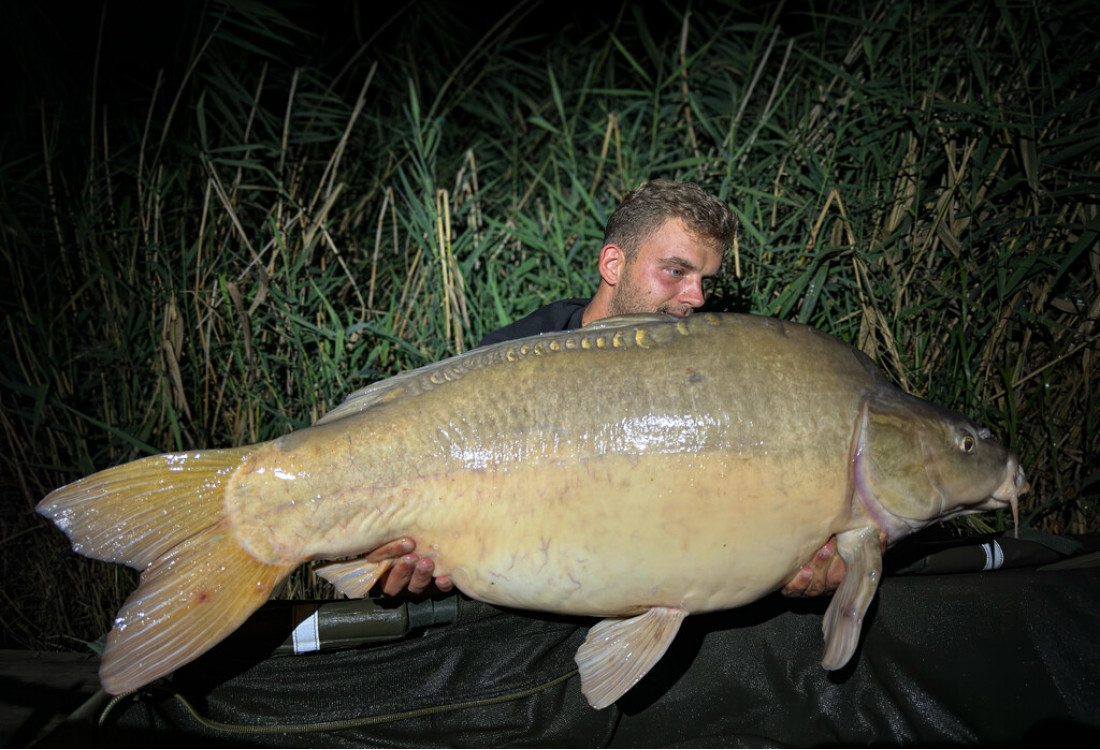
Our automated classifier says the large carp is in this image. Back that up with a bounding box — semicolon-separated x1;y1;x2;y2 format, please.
38;313;1027;708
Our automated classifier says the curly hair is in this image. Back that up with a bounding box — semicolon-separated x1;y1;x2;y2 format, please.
603;179;737;261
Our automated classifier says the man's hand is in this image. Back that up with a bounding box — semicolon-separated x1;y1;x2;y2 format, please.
366;538;454;597
781;537;846;597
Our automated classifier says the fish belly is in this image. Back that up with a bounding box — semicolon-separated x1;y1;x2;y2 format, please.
415;452;848;616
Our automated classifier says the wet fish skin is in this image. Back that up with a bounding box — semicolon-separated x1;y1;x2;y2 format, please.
37;313;1027;707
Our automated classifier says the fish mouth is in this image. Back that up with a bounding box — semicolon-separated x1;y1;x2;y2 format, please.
973;460;1028;538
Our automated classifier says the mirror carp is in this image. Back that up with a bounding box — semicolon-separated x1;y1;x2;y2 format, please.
38;313;1027;708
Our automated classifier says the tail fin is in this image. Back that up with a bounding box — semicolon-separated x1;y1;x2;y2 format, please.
37;449;297;694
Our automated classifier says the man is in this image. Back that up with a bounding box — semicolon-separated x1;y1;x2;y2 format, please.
367;179;845;598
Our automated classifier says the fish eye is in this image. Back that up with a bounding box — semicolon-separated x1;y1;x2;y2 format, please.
958;433;976;453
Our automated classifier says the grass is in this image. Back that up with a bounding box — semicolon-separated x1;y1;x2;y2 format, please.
1;0;1097;649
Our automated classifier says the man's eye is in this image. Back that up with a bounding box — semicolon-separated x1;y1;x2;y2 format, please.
666;267;684;277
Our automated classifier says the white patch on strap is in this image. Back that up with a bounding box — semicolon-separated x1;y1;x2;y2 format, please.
291;607;321;653
981;541;1005;571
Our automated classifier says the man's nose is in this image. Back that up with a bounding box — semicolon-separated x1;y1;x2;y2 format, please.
680;279;706;308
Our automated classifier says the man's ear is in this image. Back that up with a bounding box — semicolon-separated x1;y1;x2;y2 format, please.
598;244;624;286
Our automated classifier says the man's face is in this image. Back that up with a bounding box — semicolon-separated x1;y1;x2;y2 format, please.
606;218;723;318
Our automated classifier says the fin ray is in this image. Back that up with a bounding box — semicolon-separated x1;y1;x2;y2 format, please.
37;448;254;569
100;521;295;694
575;606;685;709
822;526;883;670
36;446;301;695
314;557;393;598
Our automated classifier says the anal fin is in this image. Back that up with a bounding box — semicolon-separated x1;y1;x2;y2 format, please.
314;557;394;598
574;606;686;709
821;526;883;670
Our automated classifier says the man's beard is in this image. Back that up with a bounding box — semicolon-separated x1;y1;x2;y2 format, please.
607;274;692;318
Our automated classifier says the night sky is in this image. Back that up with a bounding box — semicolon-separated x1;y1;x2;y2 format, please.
3;0;675;103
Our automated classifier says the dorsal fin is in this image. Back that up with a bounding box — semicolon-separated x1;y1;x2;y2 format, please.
316;367;437;425
316;346;494;425
318;314;681;425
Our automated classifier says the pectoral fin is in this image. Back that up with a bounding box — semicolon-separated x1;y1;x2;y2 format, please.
574;606;686;709
821;526;883;670
314;558;394;598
